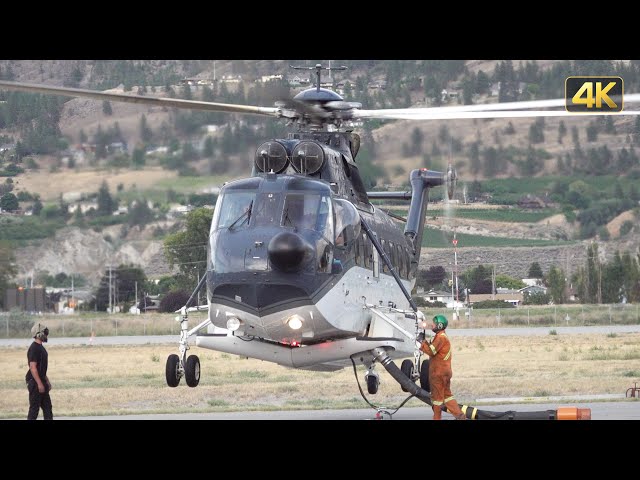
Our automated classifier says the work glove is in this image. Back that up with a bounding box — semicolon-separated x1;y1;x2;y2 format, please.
416;331;426;343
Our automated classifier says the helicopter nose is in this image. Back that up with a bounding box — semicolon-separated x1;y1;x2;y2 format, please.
268;232;314;272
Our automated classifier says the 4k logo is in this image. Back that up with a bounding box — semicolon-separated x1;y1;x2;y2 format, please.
566;76;624;112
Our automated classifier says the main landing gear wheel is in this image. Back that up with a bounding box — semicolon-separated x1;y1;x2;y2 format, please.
400;359;415;392
166;354;181;387
185;355;201;387
366;374;379;394
420;358;430;392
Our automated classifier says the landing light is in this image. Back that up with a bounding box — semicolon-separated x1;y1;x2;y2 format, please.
287;314;304;330
226;316;242;331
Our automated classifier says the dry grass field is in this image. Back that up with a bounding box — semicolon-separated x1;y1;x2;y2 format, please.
1;331;638;418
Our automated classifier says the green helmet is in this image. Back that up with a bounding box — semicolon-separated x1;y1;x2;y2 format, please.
432;314;448;331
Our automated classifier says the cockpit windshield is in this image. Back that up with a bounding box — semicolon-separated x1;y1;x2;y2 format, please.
282;193;333;240
214;190;333;241
215;192;255;230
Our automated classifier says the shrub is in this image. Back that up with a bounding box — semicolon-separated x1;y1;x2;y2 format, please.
159;290;190;313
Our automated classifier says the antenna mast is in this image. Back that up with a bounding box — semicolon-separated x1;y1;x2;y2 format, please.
290;63;347;93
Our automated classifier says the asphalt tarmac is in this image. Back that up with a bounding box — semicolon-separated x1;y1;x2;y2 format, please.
56;401;638;420
2;324;640;348
4;325;639;420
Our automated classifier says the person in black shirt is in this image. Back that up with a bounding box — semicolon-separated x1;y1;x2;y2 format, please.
26;323;53;420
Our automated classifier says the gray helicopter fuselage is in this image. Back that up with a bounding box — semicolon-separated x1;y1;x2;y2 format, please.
205;131;419;350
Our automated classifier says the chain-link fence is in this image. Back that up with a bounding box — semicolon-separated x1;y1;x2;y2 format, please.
0;310;209;339
423;303;640;328
1;304;638;339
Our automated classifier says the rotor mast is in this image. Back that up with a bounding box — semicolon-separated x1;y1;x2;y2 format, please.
290;63;347;93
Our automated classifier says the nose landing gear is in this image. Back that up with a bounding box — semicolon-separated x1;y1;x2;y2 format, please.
365;367;380;395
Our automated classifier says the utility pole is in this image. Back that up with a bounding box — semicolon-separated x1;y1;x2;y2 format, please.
492;264;496;300
453;235;459;304
108;265;112;314
135;281;138;315
598;262;602;304
196;270;200;307
71;274;74;313
452;235;459;320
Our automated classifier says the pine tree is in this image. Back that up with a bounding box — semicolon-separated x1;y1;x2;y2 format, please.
97;180;115;216
139;114;153;143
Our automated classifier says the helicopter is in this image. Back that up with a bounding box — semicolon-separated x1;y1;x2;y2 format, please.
1;63;638;420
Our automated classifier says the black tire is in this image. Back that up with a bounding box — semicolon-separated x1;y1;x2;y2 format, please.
366;375;379;395
420;358;430;392
400;359;415;392
166;354;181;387
185;355;201;387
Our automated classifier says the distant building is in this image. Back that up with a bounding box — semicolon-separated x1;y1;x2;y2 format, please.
287;75;310;87
423;289;453;305
519;285;548;296
68;201;98;214
0;143;16;153
168;204;194;217
260;74;283;83
3;288;47;312
517;194;548;209
468;292;524;307
107;142;128;154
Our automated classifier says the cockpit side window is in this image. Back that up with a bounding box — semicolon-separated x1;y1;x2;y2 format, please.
282;193;332;237
251;192;282;227
215;192;255;230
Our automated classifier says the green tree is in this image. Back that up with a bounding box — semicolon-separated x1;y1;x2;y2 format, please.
128;199;154;227
601;251;623;302
621;251;640;303
164;208;213;287
410;127;423;156
620;220;633;236
159;290;190;313
73;207;85;226
32;197;43;216
131;147;145;168
475;70;490;95
463;265;492;294
495;274;525;290
416;266;447;289
139;114;153;143
203;136;214;157
528;262;543;278
504;121;516;135
0;242;17;309
0;193;19;211
96;180;115;216
522;291;550;305
93;264;147;311
469;142;481;176
546;266;566;304
558;120;567;144
528;118;545;144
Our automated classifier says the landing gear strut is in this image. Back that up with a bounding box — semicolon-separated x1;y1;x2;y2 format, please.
365;364;380;394
165;275;209;388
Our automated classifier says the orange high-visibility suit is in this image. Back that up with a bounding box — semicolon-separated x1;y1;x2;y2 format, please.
420;330;465;420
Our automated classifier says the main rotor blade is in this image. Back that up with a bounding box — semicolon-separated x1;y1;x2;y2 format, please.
355;93;640;120
0;80;280;117
354;108;640;121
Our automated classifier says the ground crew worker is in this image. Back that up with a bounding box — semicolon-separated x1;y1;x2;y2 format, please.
417;314;466;420
26;323;53;420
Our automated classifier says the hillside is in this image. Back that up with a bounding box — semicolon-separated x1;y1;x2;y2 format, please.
2;59;640;290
